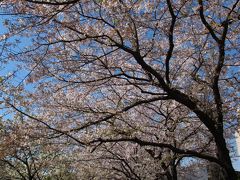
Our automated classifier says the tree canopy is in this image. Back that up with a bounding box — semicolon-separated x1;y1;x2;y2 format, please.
0;0;239;179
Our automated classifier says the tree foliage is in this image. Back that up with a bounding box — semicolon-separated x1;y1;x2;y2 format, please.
0;0;239;179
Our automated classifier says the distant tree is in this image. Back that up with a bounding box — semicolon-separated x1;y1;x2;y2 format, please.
0;117;79;180
0;0;239;179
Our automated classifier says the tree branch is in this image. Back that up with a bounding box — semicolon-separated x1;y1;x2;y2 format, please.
89;137;223;166
25;0;80;5
198;0;220;43
70;96;169;132
8;102;86;146
165;0;176;84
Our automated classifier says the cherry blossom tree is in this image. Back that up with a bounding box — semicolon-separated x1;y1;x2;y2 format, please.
0;115;80;179
0;0;239;179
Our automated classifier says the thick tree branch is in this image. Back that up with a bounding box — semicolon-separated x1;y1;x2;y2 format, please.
89;137;223;166
114;47;217;136
165;0;176;84
25;0;80;5
198;0;220;43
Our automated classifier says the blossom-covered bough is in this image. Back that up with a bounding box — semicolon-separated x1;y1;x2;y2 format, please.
0;0;239;179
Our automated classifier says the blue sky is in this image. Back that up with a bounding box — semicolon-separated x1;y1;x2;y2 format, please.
0;14;34;88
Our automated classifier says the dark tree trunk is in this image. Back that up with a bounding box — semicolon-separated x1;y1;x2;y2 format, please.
215;133;237;180
169;160;177;180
